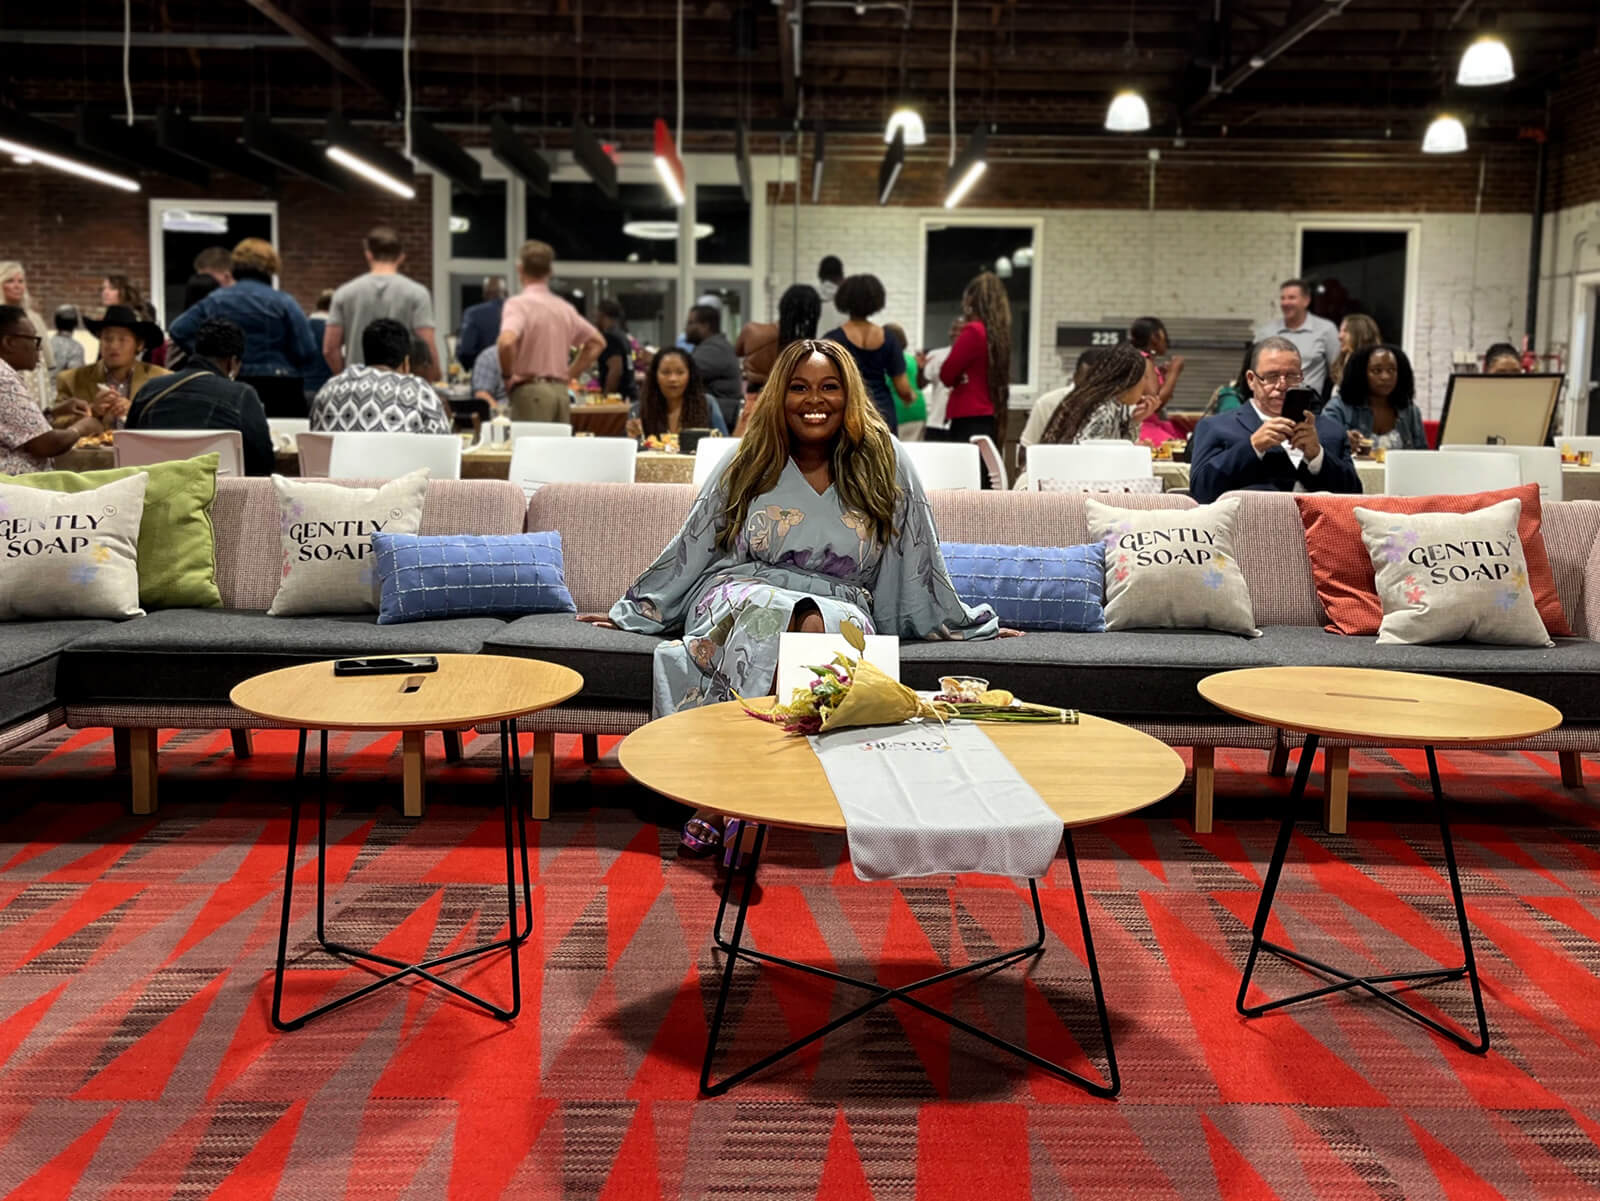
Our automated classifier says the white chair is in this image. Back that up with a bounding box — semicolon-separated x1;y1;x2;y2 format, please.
1383;449;1520;497
326;432;463;481
692;437;742;488
1024;443;1153;490
1441;443;1563;502
267;417;310;451
507;436;636;495
114;429;244;477
295;431;335;476
968;434;1009;491
900;441;982;490
509;421;573;441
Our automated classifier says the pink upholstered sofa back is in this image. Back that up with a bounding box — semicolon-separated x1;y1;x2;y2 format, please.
210;477;529;610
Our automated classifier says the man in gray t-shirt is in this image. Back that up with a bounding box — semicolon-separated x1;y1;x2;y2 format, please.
322;225;440;381
1254;277;1341;395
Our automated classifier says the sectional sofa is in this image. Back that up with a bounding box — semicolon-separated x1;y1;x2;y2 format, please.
3;477;1597;832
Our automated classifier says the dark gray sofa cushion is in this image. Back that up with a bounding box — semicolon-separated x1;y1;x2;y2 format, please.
57;609;507;706
1254;627;1600;724
483;614;656;704
0;621;114;726
899;630;1279;718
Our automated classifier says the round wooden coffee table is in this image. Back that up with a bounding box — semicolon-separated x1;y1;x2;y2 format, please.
620;701;1186;1097
1199;666;1561;1054
232;654;582;1030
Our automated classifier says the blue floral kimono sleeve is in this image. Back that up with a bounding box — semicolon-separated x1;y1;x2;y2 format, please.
609;476;736;635
871;450;999;640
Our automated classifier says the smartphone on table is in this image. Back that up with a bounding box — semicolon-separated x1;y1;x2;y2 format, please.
332;656;439;677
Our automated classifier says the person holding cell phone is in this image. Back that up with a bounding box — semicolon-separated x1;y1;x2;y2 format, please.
1188;336;1362;505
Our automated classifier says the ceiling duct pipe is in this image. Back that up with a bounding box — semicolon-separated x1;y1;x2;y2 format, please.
1184;0;1352;122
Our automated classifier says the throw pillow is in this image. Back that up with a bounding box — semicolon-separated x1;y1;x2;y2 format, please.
372;532;577;625
1354;499;1552;647
941;541;1105;632
1086;495;1259;636
1037;476;1163;495
7;454;221;609
267;470;428;616
1296;484;1569;637
0;474;149;620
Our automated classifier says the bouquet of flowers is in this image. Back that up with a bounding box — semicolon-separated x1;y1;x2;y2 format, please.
740;621;1076;735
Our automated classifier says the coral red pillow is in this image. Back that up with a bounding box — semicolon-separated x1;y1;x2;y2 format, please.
1295;483;1570;637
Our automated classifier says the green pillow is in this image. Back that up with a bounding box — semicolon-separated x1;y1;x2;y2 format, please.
9;454;222;609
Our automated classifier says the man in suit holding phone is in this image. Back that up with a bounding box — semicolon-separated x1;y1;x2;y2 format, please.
1189;336;1362;504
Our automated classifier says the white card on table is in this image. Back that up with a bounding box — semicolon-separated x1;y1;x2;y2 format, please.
775;631;900;699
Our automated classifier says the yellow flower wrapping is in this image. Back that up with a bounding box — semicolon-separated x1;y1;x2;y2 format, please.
817;659;937;732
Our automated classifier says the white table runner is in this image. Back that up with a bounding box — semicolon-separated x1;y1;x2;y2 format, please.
809;723;1063;882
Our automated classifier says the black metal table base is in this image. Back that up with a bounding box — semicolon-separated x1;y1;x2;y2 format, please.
271;720;532;1031
700;824;1120;1097
1237;733;1490;1054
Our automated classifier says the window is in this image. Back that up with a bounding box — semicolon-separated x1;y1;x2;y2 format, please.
451;179;506;260
1299;228;1412;347
694;185;751;265
525;182;679;264
921;223;1035;384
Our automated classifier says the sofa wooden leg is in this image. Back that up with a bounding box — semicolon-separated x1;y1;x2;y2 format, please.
230;729;254;760
443;730;465;763
113;727;131;771
531;731;555;821
582;733;599;764
128;728;158;815
1267;734;1289;778
402;730;425;818
1560;750;1585;789
1323;746;1350;834
1192;746;1216;834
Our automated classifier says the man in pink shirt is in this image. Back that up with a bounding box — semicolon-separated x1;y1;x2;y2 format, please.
496;240;605;422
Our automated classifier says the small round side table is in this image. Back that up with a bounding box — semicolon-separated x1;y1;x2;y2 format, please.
1199;665;1561;1054
232;654;582;1030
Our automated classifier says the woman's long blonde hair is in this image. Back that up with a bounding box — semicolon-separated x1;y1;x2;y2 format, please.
715;338;901;550
1331;312;1381;386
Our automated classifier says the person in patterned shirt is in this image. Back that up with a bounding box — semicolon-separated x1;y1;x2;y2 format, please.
0;306;104;476
309;317;451;435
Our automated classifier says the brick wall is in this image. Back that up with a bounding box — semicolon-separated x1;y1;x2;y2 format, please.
0;164;432;321
1551;50;1600;211
772;203;1533;419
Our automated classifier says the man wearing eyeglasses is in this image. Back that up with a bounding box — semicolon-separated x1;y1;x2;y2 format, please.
1188;336;1361;505
0;306;104;476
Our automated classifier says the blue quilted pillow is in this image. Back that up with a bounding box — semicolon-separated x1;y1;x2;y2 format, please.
941;541;1106;632
371;532;577;625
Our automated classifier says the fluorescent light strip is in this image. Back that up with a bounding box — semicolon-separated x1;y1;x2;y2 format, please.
653;154;686;206
879;161;902;205
0;136;139;192
325;145;416;199
943;160;986;209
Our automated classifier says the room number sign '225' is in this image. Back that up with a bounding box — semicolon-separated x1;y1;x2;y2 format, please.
1055;324;1125;349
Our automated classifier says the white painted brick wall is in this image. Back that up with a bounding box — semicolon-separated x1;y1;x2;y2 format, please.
770;204;1534;419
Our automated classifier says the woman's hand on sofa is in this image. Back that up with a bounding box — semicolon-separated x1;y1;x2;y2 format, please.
998;627;1024;638
577;613;619;630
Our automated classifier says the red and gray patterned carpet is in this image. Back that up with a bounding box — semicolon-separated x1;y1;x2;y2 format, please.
1;728;1599;1199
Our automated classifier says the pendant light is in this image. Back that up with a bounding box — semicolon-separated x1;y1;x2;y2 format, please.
884;108;926;146
1421;114;1468;155
654;0;687;206
1457;36;1514;87
1105;91;1151;133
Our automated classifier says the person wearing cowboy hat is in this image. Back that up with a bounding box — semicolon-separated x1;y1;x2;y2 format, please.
55;303;169;424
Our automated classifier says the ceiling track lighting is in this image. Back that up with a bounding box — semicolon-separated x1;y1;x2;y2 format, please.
75;105;209;188
1422;114;1468;154
878;126;905;205
653;118;686;206
243;115;346;193
0;129;138;192
408;115;481;194
943;122;987;209
1105;90;1151;133
490;116;550;198
810;118;826;203
1457;35;1514;87
735;120;753;203
325;115;416;199
155;107;275;190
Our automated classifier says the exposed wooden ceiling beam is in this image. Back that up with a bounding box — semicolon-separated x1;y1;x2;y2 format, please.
243;0;392;103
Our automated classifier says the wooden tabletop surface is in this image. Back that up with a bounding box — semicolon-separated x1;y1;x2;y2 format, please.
617;700;1187;833
229;654;583;730
1198;666;1562;745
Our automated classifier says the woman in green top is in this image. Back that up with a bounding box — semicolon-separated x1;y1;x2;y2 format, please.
1207;343;1255;415
882;322;926;439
